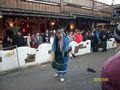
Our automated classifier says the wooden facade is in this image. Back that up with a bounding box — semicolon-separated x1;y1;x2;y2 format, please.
0;0;112;18
0;0;113;48
0;0;113;35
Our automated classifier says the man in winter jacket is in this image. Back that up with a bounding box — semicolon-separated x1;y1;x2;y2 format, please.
99;30;108;52
101;24;120;90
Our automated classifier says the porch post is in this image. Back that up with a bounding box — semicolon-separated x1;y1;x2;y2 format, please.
60;0;64;13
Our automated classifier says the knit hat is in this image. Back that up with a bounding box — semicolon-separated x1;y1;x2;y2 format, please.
114;24;120;40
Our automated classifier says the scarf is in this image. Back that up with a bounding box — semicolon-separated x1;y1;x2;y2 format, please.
52;32;70;58
57;33;64;58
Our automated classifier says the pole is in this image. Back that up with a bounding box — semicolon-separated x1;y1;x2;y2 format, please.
92;0;95;15
111;0;114;17
16;45;21;71
60;0;64;13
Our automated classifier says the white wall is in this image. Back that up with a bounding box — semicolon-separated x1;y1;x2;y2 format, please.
107;38;117;49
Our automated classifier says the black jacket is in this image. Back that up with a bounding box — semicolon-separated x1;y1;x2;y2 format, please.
13;35;25;47
100;31;108;41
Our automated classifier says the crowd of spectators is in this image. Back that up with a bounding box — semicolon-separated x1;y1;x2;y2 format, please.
2;27;114;52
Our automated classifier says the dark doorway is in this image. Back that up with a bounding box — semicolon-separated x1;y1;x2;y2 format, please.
40;23;46;33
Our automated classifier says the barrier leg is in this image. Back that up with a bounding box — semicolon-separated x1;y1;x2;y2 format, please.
16;45;21;71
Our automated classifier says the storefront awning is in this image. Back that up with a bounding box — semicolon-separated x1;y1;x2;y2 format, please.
73;13;112;22
0;7;112;22
0;7;75;19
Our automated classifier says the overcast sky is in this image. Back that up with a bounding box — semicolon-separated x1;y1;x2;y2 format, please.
96;0;120;5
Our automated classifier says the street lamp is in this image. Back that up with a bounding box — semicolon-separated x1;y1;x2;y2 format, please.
70;24;74;30
70;23;75;30
51;22;55;26
9;22;14;27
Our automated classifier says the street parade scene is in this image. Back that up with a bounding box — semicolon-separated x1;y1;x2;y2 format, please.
0;0;120;90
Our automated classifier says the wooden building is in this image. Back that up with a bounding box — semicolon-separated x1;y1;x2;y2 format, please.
0;0;112;36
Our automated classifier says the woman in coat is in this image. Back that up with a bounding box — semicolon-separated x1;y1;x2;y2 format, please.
26;33;31;47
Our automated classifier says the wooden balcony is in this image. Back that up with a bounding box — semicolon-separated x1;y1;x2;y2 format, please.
0;0;112;18
63;0;112;18
0;0;60;13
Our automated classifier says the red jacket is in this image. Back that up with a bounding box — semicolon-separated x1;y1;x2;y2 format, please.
74;33;83;43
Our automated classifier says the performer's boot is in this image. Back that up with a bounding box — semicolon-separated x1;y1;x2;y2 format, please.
60;78;65;82
60;74;65;82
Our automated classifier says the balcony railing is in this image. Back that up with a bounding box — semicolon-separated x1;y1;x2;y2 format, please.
0;0;60;13
27;0;61;3
64;0;93;8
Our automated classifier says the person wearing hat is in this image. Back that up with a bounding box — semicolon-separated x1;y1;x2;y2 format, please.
51;29;72;82
101;24;120;90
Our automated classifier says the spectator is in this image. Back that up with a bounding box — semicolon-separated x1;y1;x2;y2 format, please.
81;29;86;41
93;28;100;52
6;27;14;39
26;33;31;47
31;33;39;48
36;33;43;44
41;32;46;43
85;30;91;40
67;32;73;42
39;33;43;44
13;31;25;47
45;30;50;43
74;29;83;43
107;31;113;40
3;36;13;50
11;23;19;36
99;30;108;52
101;24;120;90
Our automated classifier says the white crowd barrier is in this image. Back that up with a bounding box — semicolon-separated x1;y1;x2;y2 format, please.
69;40;91;56
107;38;117;49
17;47;37;67
0;38;117;72
36;43;52;64
0;50;18;71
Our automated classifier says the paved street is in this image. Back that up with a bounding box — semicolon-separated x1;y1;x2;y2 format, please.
0;49;116;90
